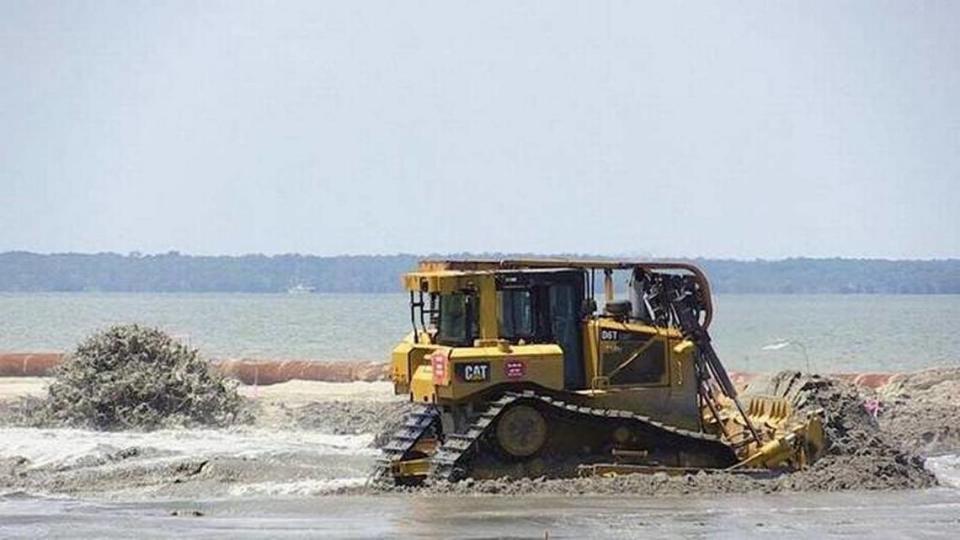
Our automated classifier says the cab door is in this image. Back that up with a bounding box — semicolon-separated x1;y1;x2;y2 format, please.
496;270;586;390
549;282;585;389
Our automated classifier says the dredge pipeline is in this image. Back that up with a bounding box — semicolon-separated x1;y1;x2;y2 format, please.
0;352;906;388
0;353;390;384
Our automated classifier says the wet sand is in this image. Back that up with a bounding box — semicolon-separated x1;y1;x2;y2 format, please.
4;487;960;539
0;369;958;500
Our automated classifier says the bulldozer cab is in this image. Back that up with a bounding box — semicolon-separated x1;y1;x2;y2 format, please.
404;266;587;389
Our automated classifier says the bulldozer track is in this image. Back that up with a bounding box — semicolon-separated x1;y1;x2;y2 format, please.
370;402;439;484
430;394;516;481
430;390;736;482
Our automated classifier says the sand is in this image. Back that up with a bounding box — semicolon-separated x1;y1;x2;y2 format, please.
0;377;47;400
1;368;957;499
877;368;960;455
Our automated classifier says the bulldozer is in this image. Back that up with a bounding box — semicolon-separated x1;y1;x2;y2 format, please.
373;259;825;484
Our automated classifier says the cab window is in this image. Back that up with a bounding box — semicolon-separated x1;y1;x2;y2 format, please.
497;289;534;340
438;292;476;346
600;331;668;386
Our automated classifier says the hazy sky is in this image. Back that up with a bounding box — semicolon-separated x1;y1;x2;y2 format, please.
1;1;958;259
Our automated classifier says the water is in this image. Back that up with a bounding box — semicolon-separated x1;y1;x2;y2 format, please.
0;427;376;470
2;293;958;372
708;294;960;372
0;293;407;362
3;487;960;538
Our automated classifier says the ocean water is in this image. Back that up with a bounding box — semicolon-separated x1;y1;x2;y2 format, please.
2;293;959;372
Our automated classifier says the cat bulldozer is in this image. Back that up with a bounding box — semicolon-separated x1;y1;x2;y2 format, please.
373;259;825;484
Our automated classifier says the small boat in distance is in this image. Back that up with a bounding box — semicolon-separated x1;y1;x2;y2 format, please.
286;283;316;294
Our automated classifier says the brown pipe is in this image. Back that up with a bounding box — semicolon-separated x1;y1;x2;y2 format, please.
0;353;64;377
728;371;897;390
0;352;896;389
212;359;390;385
0;353;389;385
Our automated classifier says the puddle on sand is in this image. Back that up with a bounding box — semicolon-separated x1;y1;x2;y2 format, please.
926;454;960;488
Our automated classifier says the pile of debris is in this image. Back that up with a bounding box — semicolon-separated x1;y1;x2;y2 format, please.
31;324;247;430
757;371;934;491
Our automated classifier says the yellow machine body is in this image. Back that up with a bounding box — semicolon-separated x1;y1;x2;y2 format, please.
381;259;825;484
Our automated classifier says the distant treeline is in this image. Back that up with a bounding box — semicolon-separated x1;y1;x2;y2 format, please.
0;251;958;294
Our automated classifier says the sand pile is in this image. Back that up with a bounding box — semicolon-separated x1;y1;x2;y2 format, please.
877;368;960;455
290;400;413;443
756;372;933;492
26;325;248;430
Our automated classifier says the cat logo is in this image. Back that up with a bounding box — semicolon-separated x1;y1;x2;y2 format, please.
455;362;490;383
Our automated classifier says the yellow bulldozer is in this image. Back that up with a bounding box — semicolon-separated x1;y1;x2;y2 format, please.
374;259;825;484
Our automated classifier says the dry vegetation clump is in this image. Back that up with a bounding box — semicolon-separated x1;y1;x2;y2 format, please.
33;324;247;430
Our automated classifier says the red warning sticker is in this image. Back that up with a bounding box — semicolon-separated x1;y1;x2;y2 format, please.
431;351;448;385
504;359;526;379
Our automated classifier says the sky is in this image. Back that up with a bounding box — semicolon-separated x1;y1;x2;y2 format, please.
1;1;958;259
